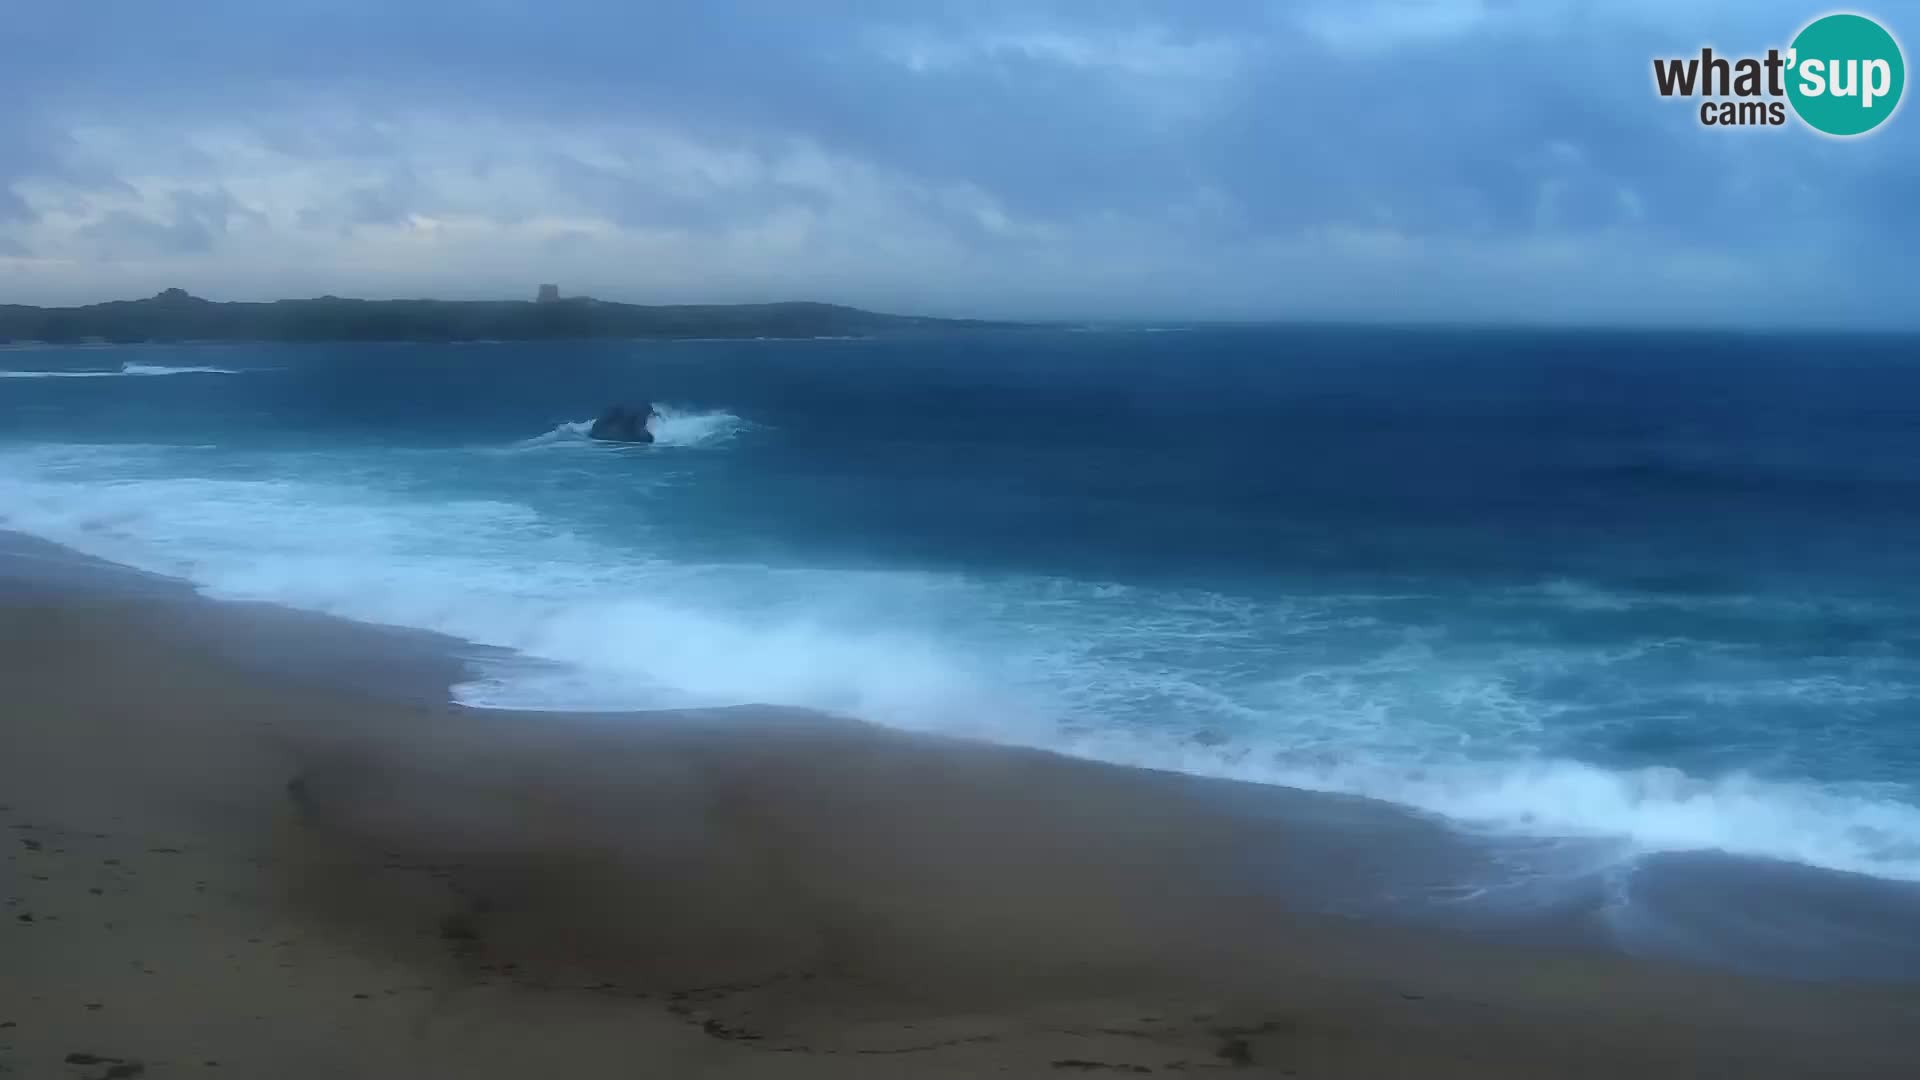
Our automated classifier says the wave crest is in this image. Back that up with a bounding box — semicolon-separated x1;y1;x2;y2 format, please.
514;406;747;451
0;361;241;379
1046;728;1920;881
121;362;242;376
2;444;1917;884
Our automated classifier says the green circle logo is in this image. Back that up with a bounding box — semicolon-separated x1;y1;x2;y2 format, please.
1787;13;1906;136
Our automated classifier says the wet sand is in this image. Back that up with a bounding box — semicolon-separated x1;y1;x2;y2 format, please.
2;546;1917;1077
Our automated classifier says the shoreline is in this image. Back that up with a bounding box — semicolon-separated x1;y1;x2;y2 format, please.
2;534;1918;1076
8;529;1920;982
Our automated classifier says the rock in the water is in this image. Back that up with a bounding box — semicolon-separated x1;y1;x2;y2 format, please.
588;404;656;443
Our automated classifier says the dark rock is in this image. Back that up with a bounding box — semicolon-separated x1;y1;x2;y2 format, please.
65;1052;122;1065
587;404;657;444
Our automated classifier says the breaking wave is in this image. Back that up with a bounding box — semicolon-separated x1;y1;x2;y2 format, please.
1;442;1917;883
512;406;747;451
0;361;243;379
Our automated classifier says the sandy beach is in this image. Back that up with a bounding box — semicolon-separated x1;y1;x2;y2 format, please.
2;542;1917;1078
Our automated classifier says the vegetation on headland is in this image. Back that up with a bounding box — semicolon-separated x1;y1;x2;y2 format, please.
0;289;1017;344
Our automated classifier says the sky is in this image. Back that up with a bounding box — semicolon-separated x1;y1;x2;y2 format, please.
2;0;1915;326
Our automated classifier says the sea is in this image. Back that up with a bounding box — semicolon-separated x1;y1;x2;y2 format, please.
4;326;1919;979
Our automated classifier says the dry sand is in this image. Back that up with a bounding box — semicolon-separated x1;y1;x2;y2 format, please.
2;582;1917;1078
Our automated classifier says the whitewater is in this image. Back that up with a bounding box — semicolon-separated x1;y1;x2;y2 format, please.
0;360;244;378
3;332;1919;900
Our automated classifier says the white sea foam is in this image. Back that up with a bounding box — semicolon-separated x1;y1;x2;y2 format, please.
0;361;242;379
510;420;597;450
2;442;1917;882
512;407;746;451
1044;729;1920;882
649;405;748;446
120;362;243;376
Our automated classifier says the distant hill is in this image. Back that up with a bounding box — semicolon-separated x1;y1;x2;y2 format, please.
0;289;1019;344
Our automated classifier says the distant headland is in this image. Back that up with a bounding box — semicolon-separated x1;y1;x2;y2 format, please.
0;287;1020;344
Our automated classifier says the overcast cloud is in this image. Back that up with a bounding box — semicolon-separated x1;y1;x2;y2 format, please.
1;1;1914;326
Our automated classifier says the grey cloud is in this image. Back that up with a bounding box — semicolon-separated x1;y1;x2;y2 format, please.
0;185;29;224
297;170;424;233
75;188;262;258
3;1;1915;325
78;210;217;258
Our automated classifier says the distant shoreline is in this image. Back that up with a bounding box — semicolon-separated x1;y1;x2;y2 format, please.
0;288;1028;345
0;334;894;350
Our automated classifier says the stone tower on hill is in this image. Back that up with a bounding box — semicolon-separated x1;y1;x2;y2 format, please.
536;284;561;303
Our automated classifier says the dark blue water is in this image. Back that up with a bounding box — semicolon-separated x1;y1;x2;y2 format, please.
4;328;1920;936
